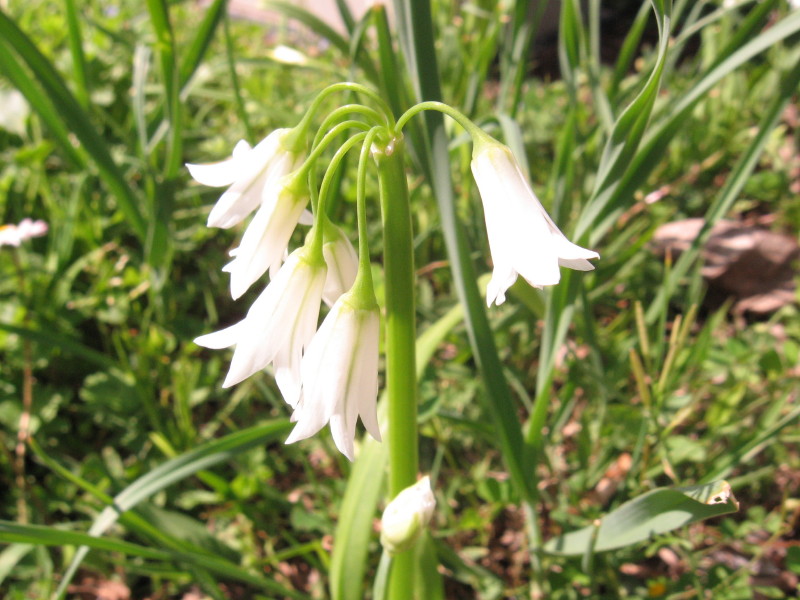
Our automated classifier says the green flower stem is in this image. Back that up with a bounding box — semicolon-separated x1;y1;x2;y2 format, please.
316;131;368;218
394;100;486;142
314;105;386;146
288;82;396;149
350;127;383;299
292;121;369;216
303;130;369;260
296;120;371;182
375;133;418;600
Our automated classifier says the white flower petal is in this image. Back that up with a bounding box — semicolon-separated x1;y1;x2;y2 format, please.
194;321;246;349
0;225;21;247
329;409;357;461
298;209;314;226
350;312;381;442
231;139;252;158
486;267;519;306
272;269;326;408
558;257;596;271
227;179;309;300
322;225;358;307
188;129;303;230
0;219;48;247
195;250;326;389
16;218;48;240
186;157;243;188
206;169;271;229
285;400;330;445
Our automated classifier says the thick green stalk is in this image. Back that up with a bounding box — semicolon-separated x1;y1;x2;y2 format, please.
375;134;418;599
391;0;544;593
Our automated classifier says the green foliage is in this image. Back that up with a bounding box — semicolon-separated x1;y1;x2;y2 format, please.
1;0;799;598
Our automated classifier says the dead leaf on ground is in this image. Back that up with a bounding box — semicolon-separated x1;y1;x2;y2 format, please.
652;218;799;314
68;577;130;600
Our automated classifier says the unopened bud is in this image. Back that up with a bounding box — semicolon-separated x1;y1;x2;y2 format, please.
380;476;435;555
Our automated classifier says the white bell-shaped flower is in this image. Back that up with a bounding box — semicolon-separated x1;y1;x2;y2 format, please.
187;129;303;229
471;141;599;306
223;174;310;300
285;289;381;460
195;246;326;400
380;476;436;555
321;222;358;307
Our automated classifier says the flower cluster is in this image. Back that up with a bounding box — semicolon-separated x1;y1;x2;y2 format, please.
191;90;599;461
191;127;380;460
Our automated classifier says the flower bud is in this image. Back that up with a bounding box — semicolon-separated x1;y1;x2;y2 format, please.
380;476;435;555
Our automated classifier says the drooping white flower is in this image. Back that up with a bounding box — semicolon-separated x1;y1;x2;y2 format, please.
195;246;326;402
321;222;358;306
186;129;303;229
471;141;599;306
0;219;48;247
380;476;436;555
222;173;310;300
285;290;381;460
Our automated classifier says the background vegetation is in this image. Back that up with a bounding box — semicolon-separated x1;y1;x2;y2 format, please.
0;0;798;598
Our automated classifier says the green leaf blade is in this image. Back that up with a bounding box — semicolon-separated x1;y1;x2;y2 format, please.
544;481;739;556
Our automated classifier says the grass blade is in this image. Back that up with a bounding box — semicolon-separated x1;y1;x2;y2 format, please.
0;323;117;370
55;420;292;599
178;0;227;87
605;7;800;247
575;0;673;239
0;521;303;597
0;44;84;167
146;0;182;179
534;0;673;416
63;0;89;107
223;12;253;143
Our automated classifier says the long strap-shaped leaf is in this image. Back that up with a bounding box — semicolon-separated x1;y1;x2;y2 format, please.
54;420;292;599
543;481;738;555
574;0;673;240
0;521;305;597
0;9;147;241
